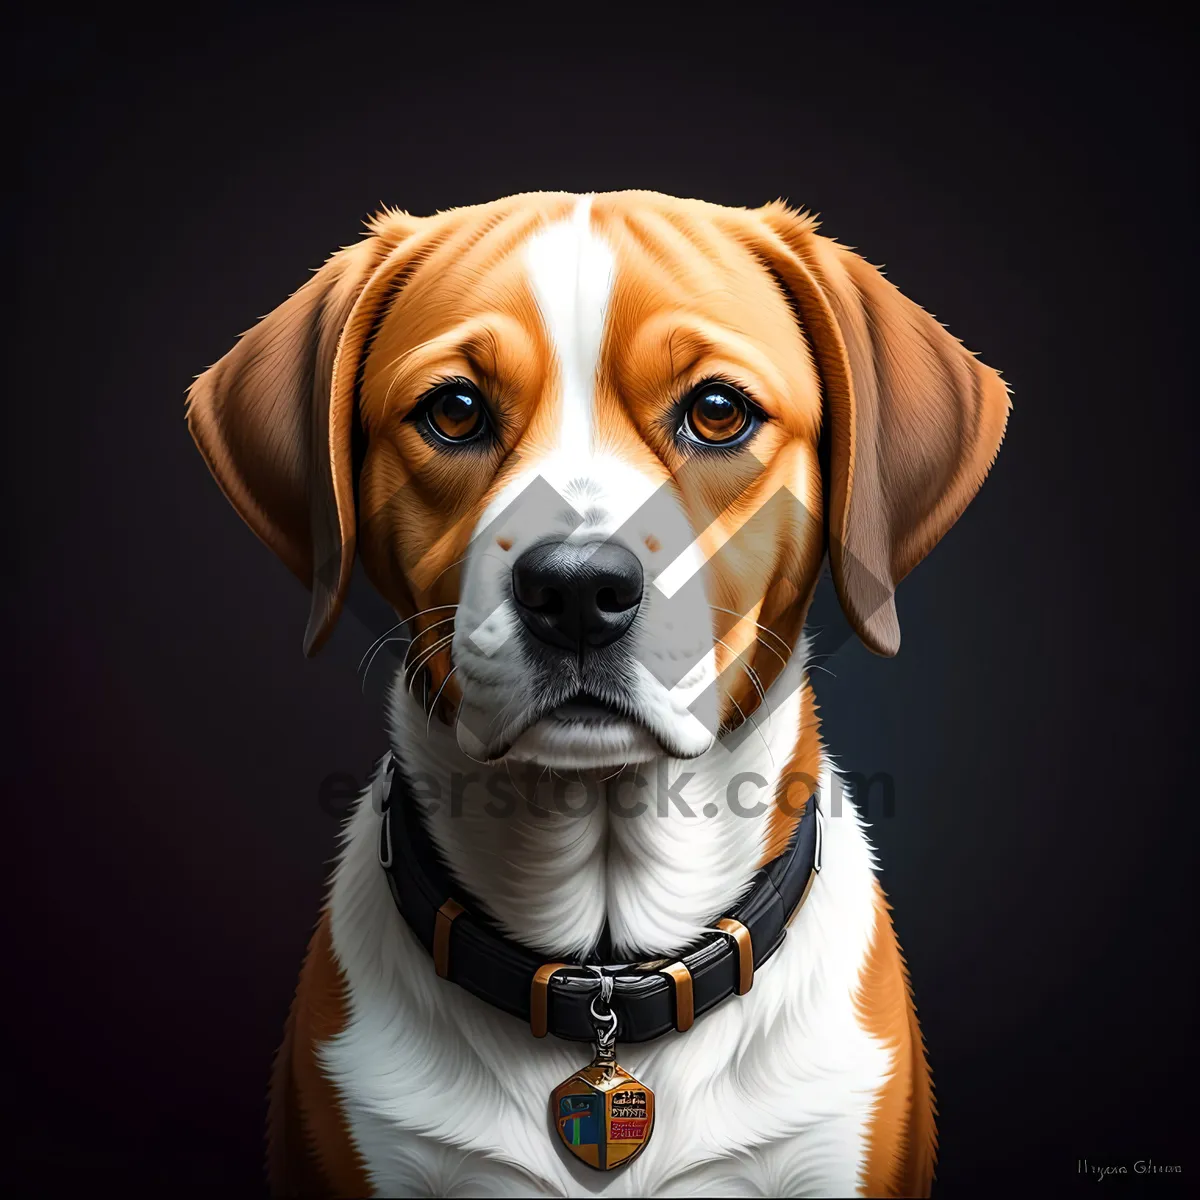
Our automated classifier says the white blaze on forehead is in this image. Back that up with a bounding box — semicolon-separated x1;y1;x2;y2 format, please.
522;195;615;455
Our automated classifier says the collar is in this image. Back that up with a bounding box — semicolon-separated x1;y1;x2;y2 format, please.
375;751;823;1043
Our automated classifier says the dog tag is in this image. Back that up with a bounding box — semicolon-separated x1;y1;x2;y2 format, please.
550;1043;655;1171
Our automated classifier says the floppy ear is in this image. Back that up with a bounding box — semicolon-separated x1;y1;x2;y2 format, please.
733;202;1011;656
186;213;422;655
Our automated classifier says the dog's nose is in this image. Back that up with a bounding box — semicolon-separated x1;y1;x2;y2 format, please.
512;541;643;653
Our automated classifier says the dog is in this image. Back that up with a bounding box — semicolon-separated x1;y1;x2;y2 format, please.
187;190;1009;1198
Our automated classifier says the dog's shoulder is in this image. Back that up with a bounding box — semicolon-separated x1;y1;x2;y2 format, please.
267;912;371;1198
854;881;937;1198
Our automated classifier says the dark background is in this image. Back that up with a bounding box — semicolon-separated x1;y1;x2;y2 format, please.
6;1;1195;1194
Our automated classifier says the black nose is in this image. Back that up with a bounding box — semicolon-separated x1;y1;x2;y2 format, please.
511;540;644;653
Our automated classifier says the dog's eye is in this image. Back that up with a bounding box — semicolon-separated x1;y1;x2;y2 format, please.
679;383;755;447
422;382;488;444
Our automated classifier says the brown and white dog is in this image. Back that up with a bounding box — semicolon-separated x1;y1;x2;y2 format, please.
187;191;1008;1198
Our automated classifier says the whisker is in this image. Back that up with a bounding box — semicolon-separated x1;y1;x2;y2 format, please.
426;666;458;737
722;672;775;767
409;603;461;621
357;620;408;675
401;617;457;671
503;757;520;794
717;637;775;737
709;605;794;654
744;663;772;727
488;691;524;738
748;664;770;708
426;548;511;592
475;549;514;569
599;760;630;784
360;636;412;694
405;638;456;696
406;634;455;696
358;603;459;679
456;741;495;767
748;636;789;672
716;638;769;705
428;558;468;588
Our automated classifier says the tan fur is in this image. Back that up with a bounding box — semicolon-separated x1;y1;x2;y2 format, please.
268;913;370;1197
855;883;938;1198
759;680;824;865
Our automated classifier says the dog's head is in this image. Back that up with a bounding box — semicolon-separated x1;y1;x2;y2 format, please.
188;191;1008;770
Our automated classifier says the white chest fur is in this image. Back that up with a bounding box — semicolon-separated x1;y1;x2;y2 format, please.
321;737;891;1197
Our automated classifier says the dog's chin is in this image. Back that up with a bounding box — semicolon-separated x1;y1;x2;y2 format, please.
505;705;662;771
455;683;718;769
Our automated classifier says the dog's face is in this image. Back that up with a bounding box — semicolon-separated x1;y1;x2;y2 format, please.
188;191;1008;770
356;193;828;769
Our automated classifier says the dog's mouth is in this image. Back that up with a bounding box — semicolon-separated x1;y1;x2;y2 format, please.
546;692;630;726
484;685;672;769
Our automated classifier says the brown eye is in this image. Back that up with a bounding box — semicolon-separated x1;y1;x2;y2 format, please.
424;383;488;443
681;384;754;446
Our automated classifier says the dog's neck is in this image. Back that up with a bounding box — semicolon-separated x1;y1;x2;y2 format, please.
385;639;817;962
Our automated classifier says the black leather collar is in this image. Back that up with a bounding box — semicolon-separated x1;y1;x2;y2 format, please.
376;752;823;1043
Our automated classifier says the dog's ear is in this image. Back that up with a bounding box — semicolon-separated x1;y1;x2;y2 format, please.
728;202;1011;656
186;212;424;655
